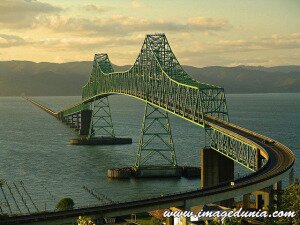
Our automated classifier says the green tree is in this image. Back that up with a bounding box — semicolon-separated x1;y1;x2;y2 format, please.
56;197;74;211
277;182;300;225
77;216;96;225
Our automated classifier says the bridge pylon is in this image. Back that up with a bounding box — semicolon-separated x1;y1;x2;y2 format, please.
134;103;178;173
88;96;115;139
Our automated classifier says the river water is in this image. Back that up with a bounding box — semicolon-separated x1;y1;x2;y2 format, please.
0;93;299;214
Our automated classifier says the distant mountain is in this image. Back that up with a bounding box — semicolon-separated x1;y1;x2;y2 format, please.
0;61;299;96
184;65;300;93
236;65;300;73
0;61;90;96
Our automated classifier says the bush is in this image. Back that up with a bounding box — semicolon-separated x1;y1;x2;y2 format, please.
56;197;74;211
277;182;300;225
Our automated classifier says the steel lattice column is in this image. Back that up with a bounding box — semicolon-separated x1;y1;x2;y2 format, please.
88;97;115;139
135;103;177;168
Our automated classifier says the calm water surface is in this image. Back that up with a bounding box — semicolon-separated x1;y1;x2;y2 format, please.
0;94;299;214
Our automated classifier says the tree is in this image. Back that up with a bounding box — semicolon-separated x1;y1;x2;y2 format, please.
56;197;74;211
277;182;300;225
77;216;96;225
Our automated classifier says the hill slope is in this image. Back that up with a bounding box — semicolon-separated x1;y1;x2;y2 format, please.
0;61;299;96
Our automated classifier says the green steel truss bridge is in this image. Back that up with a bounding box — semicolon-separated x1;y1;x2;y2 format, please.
6;33;294;224
58;33;262;171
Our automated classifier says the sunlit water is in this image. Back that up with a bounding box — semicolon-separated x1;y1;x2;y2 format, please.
0;94;299;214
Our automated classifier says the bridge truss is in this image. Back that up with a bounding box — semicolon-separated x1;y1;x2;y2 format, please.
58;34;258;171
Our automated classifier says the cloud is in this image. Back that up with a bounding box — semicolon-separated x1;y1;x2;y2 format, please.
167;33;300;66
35;34;145;52
81;4;113;13
216;33;300;52
0;1;231;35
0;0;61;28
0;34;28;48
39;15;230;36
176;33;300;57
187;17;231;31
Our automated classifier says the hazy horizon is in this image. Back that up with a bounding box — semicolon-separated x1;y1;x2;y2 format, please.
0;59;299;69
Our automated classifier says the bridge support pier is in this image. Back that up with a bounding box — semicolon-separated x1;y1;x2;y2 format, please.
274;181;282;209
242;193;251;209
253;189;272;210
75;112;80;131
268;185;275;208
201;147;234;207
254;150;263;209
79;109;93;136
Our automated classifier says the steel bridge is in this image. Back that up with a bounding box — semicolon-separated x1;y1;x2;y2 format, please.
4;33;294;225
57;33;260;171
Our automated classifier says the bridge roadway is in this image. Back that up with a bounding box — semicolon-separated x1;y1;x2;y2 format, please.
2;99;294;224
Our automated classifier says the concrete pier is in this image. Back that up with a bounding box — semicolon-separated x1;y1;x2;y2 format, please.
69;137;132;145
79;109;93;136
134;166;182;178
107;166;201;179
201;147;234;206
107;167;133;178
200;147;234;188
242;193;251;209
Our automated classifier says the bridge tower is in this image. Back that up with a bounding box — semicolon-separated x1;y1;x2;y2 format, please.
85;54;117;139
88;97;115;139
65;53;132;145
135;103;177;168
134;103;180;177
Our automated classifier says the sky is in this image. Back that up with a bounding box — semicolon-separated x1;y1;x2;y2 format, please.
0;0;299;67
